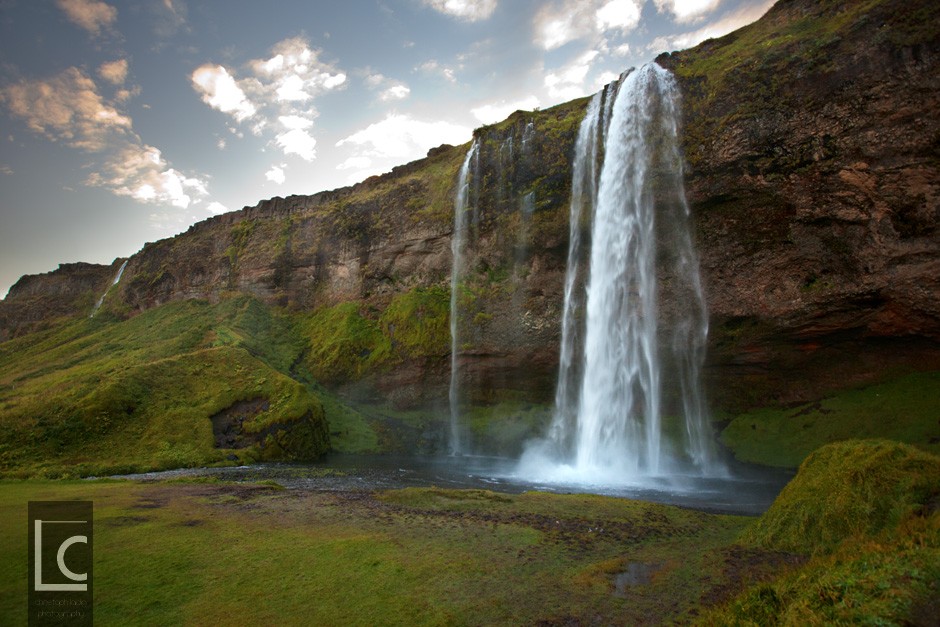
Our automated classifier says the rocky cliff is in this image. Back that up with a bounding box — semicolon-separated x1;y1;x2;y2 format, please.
0;260;125;341
2;0;938;414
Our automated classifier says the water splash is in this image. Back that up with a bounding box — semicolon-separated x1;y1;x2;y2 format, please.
449;142;477;455
90;259;128;318
520;64;724;483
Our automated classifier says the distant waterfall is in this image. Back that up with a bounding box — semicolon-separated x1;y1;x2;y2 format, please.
522;64;723;481
449;142;477;455
90;259;128;318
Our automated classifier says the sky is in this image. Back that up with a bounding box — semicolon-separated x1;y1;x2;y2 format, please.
0;0;774;298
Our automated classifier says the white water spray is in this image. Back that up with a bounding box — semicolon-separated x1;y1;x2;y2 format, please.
520;64;723;483
90;259;128;318
449;142;477;455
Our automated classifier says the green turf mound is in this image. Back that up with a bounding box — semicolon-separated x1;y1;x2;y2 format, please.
741;439;940;554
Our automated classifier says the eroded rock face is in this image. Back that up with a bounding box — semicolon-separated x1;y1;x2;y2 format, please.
0;261;125;340
2;0;938;412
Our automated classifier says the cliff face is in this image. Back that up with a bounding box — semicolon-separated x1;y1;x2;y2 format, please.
2;0;937;412
0;260;124;340
660;0;940;407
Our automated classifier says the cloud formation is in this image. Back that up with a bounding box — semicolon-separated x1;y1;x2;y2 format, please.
0;67;131;151
421;0;497;21
56;0;117;36
0;67;209;209
336;113;470;181
535;0;642;50
654;0;722;24
365;73;411;102
265;164;286;185
471;96;540;124
98;59;128;85
191;37;346;162
648;0;773;52
544;50;600;100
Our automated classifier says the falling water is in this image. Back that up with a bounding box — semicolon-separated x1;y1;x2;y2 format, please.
520;64;723;482
90;259;128;318
545;91;603;455
449;142;477;455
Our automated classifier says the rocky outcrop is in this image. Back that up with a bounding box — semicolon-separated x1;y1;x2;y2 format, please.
0;260;125;340
2;0;937;412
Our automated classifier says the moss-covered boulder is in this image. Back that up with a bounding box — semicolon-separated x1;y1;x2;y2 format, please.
741;440;940;554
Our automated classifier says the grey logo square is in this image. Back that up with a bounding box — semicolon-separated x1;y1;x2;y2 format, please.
28;501;93;626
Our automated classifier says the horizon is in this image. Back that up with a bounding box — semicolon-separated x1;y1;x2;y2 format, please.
0;0;773;298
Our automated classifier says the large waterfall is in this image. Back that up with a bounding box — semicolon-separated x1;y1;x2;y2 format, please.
522;64;723;481
449;142;477;455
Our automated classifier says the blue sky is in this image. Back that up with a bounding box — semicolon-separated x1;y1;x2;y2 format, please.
0;0;773;298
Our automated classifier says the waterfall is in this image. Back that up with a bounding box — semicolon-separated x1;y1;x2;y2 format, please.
90;259;128;318
449;142;476;455
546;91;603;456
521;64;723;481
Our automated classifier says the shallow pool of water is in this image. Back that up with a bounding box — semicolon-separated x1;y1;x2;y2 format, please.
113;453;793;516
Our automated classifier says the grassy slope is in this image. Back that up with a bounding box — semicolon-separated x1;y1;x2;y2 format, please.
0;296;328;478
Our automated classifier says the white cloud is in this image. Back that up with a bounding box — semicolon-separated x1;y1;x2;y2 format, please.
216;137;226;150
265;164;286;184
206;201;230;215
421;0;496;21
471;95;540;124
596;0;641;31
275;128;316;160
192;37;346;162
417;60;457;83
654;0;722;24
0;165;12;175
191;64;256;122
337;114;470;160
56;0;117;36
248;37;347;103
0;67;132;151
364;73;411;102
544;50;599;100
535;0;641;50
336;114;470;182
0;66;212;211
98;59;128;85
88;144;209;209
649;0;773;52
337;156;372;171
380;84;411;101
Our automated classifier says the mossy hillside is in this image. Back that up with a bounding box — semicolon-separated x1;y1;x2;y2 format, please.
700;440;940;625
720;371;940;468
0;296;329;477
741;440;940;555
301;286;451;383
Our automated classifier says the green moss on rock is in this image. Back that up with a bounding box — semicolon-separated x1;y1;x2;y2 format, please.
741;440;940;554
